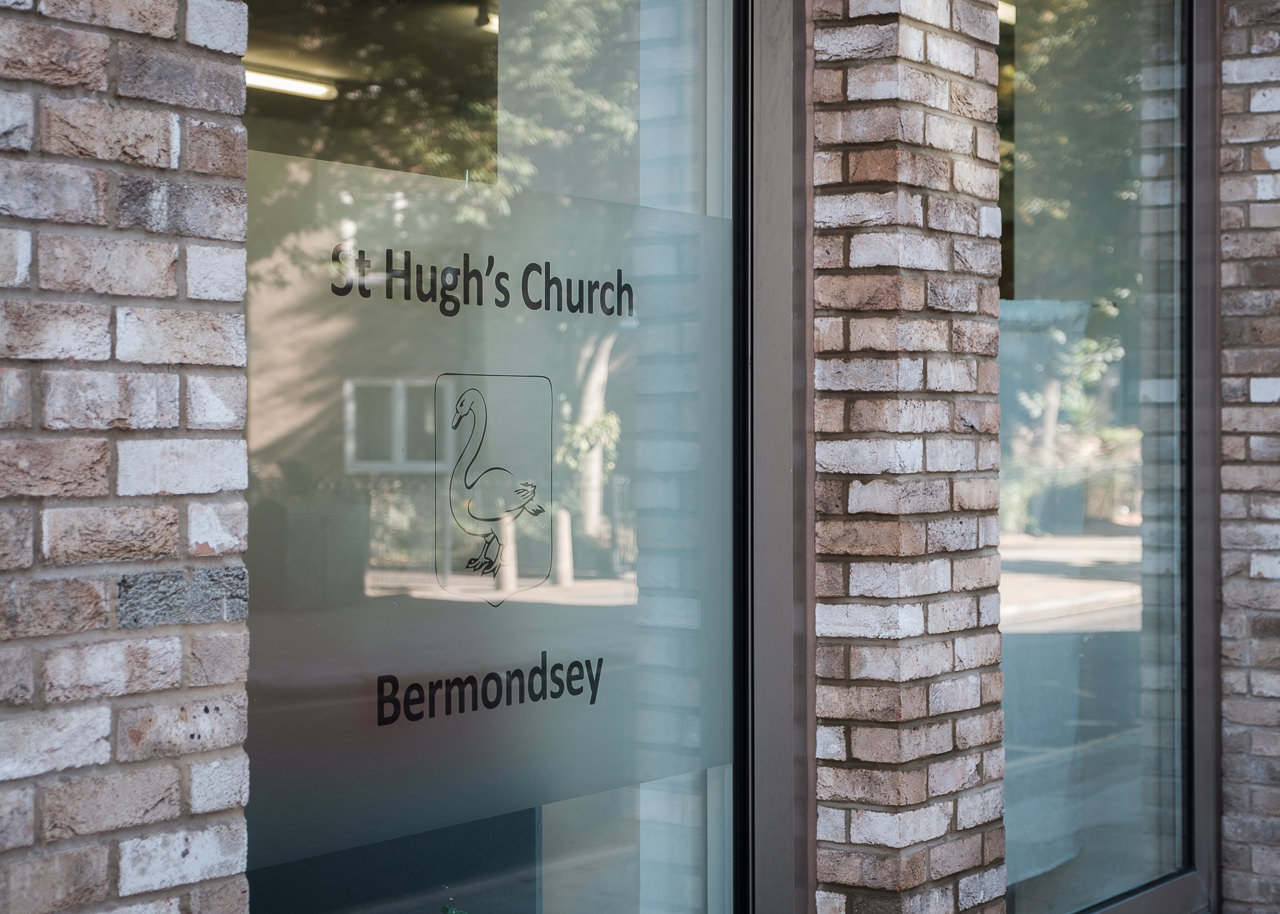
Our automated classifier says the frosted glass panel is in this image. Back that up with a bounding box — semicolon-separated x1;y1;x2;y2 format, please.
244;0;736;910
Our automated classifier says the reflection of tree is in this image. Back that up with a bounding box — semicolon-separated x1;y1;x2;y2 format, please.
246;0;498;182
246;0;643;561
998;0;1142;305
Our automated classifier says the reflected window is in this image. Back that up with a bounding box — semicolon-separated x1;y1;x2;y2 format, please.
344;379;438;472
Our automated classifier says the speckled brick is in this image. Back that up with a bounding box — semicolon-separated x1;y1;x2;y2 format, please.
119;176;247;242
40;0;177;36
116;691;247;763
118;565;249;628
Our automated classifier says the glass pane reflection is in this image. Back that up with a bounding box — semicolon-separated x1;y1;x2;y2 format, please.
997;0;1187;911
244;0;736;910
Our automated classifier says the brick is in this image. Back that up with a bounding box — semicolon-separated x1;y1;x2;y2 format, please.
0;509;33;570
0;577;109;640
850;640;953;681
44;637;182;701
0;90;34;151
848;721;953;763
816;191;923;229
927;595;977;633
955;709;1003;749
817;519;927;556
0;645;33;704
849;803;952;848
40;98;179;168
6;845;109;914
850;399;950;433
848;558;951;598
43;506;178;564
928;753;981;796
0;786;34;851
849;232;949;271
187;0;248;55
42;767;180;839
119;42;245;115
38;235;177;297
117;439;247;495
41;0;177;35
118;565;249;628
0;228;32;286
930;833;982;878
113;901;182;914
187;627;249;686
188;500;248;556
816;274;926;312
956;784;1003;828
188;374;248;429
0;160;109;224
188;245;247;301
958;865;1005;909
820;423;923;468
817;603;925;639
190;875;249;914
189;751;249;812
119;176;248;242
0;438;108;497
116;307;246;366
0;20;109;89
818;683;928;722
819;766;928;806
814;24;899;61
118;818;247;895
953;554;999;590
847;478;950;515
117;691;247;762
42;370;179;430
816;106;924;146
0;706;111;779
930;673;982;714
0;301;111;361
955;632;1000;669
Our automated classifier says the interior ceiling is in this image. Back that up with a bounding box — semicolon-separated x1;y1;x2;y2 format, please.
245;0;495;81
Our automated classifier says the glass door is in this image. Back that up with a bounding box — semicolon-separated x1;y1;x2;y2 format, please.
242;1;738;910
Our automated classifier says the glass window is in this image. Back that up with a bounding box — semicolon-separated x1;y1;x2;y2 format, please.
997;0;1188;911
243;0;738;911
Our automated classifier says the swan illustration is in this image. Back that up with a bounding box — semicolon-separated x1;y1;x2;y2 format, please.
450;388;545;577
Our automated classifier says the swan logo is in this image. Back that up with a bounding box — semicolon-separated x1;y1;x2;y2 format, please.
436;374;553;606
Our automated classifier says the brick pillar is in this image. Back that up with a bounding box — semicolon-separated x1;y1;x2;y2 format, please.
810;1;1005;911
0;2;251;912
1219;1;1280;909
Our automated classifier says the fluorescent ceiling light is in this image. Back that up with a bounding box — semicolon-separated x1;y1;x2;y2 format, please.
246;68;338;101
998;1;1015;24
